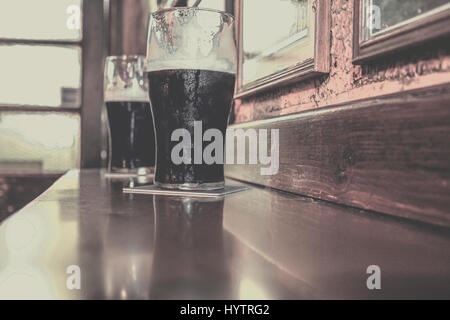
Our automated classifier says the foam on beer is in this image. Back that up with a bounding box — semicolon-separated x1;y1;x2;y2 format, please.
104;77;149;102
144;58;236;75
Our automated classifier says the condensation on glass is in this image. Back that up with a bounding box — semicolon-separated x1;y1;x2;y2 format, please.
0;112;80;172
146;7;237;190
361;0;450;41
0;0;82;41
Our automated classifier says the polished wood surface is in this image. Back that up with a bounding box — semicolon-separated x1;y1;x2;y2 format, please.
226;84;450;227
0;169;449;299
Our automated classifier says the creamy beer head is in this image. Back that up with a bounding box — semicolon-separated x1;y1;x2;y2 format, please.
104;55;149;102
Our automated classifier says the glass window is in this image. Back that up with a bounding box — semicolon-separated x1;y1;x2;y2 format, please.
362;0;450;41
0;0;82;41
0;45;81;107
0;112;80;172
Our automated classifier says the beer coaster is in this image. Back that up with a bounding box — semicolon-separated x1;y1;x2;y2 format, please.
123;184;248;198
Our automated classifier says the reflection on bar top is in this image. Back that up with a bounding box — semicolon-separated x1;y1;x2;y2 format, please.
0;169;449;299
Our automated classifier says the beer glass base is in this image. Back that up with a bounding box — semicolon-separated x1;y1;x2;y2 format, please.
154;181;225;191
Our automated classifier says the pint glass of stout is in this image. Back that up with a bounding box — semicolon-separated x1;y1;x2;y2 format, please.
146;8;236;190
104;55;155;175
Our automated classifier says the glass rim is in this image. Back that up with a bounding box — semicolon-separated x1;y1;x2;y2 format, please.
150;7;235;21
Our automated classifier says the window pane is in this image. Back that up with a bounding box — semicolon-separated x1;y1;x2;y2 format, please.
0;0;82;41
362;0;450;41
0;112;80;172
242;0;314;86
0;45;81;107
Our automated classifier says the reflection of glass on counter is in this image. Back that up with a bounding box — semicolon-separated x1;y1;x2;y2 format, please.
101;212;154;299
76;172;155;299
150;196;231;299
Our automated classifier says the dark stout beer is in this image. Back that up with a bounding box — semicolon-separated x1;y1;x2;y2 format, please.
106;101;155;171
147;69;235;187
146;7;236;189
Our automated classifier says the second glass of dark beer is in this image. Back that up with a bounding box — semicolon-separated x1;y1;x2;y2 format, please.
104;55;155;175
146;8;236;190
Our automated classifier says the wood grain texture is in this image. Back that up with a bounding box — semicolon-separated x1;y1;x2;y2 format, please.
226;84;450;227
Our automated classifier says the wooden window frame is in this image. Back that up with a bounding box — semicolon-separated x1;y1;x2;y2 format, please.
80;0;106;168
0;0;106;170
235;0;330;99
353;0;450;64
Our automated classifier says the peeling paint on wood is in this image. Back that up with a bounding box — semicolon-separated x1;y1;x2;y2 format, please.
235;0;450;123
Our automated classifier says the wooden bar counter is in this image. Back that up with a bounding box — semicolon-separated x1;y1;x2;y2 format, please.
0;169;449;299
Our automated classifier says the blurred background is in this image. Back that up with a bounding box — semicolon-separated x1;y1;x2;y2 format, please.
0;0;230;174
0;0;232;220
